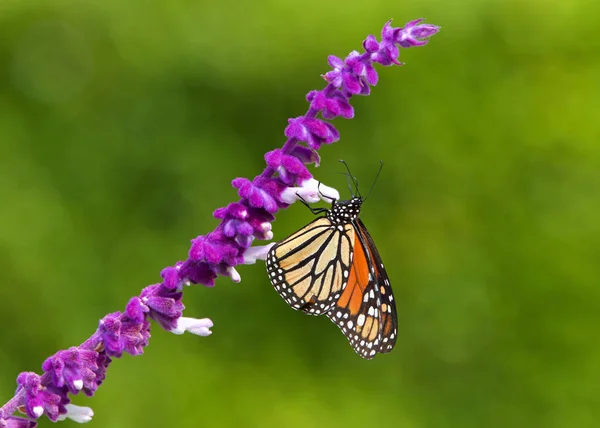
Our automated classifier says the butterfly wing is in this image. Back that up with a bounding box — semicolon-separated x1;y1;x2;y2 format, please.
356;219;397;354
326;219;397;358
266;217;355;316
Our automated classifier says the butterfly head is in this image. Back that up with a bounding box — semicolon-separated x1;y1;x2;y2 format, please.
327;197;362;224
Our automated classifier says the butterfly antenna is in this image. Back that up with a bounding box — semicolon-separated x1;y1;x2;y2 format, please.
363;160;383;202
316;180;336;204
345;173;355;198
339;159;361;198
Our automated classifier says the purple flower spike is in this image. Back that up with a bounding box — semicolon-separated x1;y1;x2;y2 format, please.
0;416;37;428
41;348;99;396
16;373;67;422
0;18;438;423
284;117;340;149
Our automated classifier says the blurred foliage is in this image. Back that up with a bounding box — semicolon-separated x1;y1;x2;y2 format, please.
1;0;600;427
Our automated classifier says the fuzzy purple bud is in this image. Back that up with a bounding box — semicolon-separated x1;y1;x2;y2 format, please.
363;34;379;53
375;22;402;66
16;373;67;422
265;149;313;186
178;259;217;286
288;145;320;166
346;51;378;87
223;218;254;247
245;207;275;240
232;177;280;213
140;284;184;332
41;348;100;396
323;54;367;95
306;90;354;120
160;265;183;290
284;117;340;149
396;19;440;47
189;235;240;265
213;202;249;220
97;302;150;358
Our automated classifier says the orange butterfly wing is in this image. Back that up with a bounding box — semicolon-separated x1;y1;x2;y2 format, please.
327;219;397;358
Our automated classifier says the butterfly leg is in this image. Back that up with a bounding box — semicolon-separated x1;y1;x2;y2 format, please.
296;192;329;215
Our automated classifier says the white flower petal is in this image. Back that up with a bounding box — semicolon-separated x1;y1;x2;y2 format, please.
227;266;241;283
56;404;94;423
171;317;213;336
282;178;339;204
242;244;276;264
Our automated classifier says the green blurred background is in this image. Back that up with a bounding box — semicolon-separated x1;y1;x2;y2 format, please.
1;0;599;427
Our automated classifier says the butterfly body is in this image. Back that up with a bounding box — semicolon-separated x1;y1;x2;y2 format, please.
266;196;397;359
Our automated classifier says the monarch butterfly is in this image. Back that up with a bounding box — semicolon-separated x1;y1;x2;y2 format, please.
266;163;397;359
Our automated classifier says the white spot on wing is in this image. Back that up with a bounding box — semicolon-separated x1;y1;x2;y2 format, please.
357;314;366;326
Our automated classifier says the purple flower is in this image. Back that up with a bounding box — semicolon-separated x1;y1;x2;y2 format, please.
16;373;67;422
346;51;378;88
231;176;292;213
323;55;350;89
377;22;402;65
397;19;440;47
306;90;354;120
265;149;312;186
213;202;248;221
223;218;254;247
288;145;320;166
97;301;151;358
178;259;217;286
189;235;240;265
140;284;184;332
0;416;37;428
284;117;340;149
160;265;184;290
41;348;100;396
